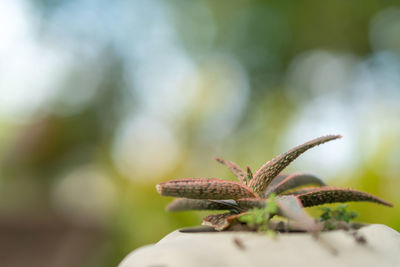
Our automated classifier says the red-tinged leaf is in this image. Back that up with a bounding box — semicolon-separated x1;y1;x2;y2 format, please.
276;195;323;233
156;178;256;199
166;198;240;211
202;212;242;231
262;174;290;192
249;135;341;196
265;173;326;196
296;186;393;207
215;157;247;183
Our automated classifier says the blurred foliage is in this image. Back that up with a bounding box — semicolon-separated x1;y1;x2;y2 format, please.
1;0;400;266
319;205;359;224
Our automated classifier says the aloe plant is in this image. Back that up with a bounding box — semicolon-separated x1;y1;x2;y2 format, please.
156;135;392;232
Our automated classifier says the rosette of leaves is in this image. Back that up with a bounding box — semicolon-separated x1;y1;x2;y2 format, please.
156;135;392;232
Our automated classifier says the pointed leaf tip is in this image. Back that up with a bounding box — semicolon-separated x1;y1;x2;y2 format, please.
296;186;393;207
250;134;342;196
215;157;223;163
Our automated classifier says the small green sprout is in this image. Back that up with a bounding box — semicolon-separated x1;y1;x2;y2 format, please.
239;194;278;234
319;205;359;230
319;204;359;223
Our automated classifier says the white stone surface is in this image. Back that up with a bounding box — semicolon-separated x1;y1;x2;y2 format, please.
119;224;400;267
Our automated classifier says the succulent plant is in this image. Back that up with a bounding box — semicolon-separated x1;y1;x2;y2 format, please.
156;135;392;232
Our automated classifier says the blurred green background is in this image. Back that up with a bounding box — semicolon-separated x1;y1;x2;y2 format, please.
1;0;400;266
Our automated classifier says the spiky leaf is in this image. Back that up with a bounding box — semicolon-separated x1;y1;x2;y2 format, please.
285;187;321;196
296;186;393;207
249;135;341;196
156;178;256;199
264;173;290;189
167;198;239;211
265;173;326;196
